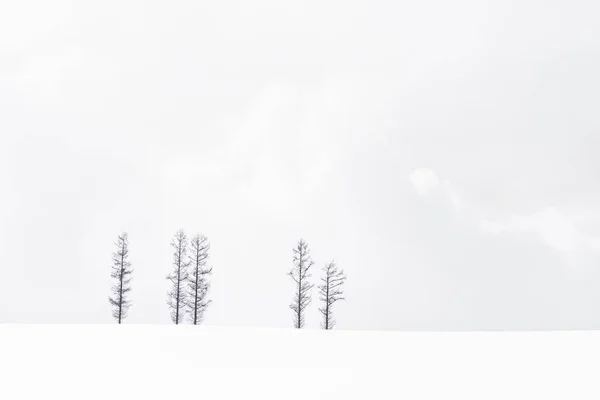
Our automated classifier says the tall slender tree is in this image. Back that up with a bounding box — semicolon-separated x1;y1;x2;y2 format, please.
187;234;212;325
318;261;346;330
289;239;315;329
167;229;190;324
109;233;133;324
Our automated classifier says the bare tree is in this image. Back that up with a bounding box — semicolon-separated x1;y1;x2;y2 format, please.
167;229;190;324
109;233;133;324
187;234;212;325
318;261;346;330
289;239;315;329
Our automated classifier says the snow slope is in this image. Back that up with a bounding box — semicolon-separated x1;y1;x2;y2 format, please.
1;325;600;399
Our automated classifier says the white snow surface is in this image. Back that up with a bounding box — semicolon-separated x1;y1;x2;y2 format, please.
2;325;600;399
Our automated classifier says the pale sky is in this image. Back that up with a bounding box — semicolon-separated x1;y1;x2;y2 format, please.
1;0;600;329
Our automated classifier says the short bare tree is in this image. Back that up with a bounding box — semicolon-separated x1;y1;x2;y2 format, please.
289;239;314;329
167;229;190;324
187;234;212;325
318;261;346;330
109;233;133;324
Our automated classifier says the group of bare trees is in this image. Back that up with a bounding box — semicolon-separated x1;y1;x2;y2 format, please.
289;239;347;330
108;235;347;329
108;230;213;325
166;230;213;325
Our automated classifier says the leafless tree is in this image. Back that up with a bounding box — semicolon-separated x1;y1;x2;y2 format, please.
167;229;190;324
318;261;346;330
109;233;133;324
289;239;314;329
187;234;212;325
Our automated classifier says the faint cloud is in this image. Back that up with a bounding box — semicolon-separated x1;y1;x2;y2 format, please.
410;168;600;261
480;207;581;253
479;207;600;259
409;168;440;197
409;168;464;215
442;179;463;214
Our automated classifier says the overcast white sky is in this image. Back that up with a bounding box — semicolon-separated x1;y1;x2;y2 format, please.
1;0;600;329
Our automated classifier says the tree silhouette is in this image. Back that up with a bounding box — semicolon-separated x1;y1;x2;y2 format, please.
318;261;346;330
289;239;314;329
187;234;212;325
167;229;190;324
109;233;133;324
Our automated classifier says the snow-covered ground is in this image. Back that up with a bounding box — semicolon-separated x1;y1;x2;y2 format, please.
1;325;600;399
